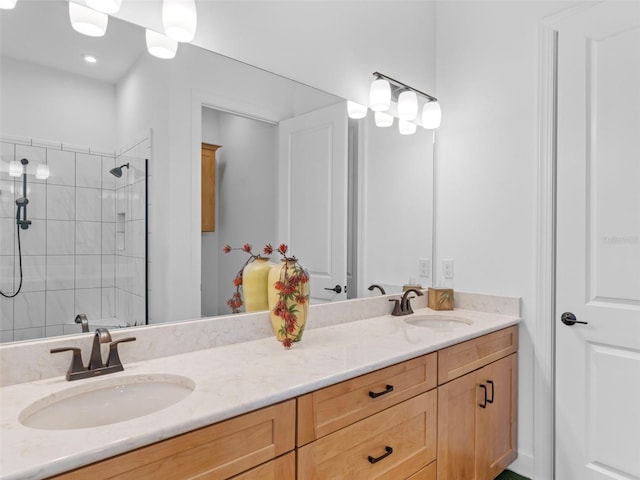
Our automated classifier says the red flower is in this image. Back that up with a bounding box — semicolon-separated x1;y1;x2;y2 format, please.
282;338;293;349
296;294;307;304
223;245;232;254
263;244;273;255
242;243;252;252
233;276;242;287
274;281;285;291
278;244;288;255
299;273;309;284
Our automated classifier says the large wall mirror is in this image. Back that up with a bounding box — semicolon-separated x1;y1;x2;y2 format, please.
0;0;434;344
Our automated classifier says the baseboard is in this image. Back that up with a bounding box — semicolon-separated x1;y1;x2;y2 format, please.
509;450;534;479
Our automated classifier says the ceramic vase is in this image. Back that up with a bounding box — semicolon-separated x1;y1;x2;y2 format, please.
267;259;310;344
242;257;274;312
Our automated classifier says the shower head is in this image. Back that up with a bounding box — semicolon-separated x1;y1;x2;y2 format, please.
109;163;130;178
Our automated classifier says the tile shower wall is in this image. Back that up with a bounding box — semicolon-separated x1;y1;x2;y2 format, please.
0;135;148;342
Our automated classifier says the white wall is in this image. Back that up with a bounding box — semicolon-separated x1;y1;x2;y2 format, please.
0;57;116;151
201;108;277;317
434;2;571;476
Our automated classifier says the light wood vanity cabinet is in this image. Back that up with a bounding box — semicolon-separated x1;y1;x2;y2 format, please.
49;399;295;480
437;327;518;480
47;327;518;480
297;353;438;479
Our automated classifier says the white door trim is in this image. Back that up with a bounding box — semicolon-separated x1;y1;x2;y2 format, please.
535;4;607;479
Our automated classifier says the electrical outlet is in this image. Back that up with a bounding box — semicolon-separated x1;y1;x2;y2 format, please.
442;260;454;279
418;258;431;277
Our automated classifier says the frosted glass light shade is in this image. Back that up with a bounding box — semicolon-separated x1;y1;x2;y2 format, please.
347;101;367;119
9;160;22;177
85;0;121;14
0;0;17;9
35;164;50;180
146;29;178;59
422;101;442;129
369;78;391;112
397;90;418;121
163;0;197;43
69;2;108;37
374;111;394;128
399;120;417;135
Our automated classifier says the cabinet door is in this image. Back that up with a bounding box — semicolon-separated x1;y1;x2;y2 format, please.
438;353;518;480
437;371;478;480
476;353;518;480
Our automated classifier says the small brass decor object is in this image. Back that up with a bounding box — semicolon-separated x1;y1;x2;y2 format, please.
428;288;454;311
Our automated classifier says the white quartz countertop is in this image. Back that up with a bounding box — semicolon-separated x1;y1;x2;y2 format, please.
0;308;519;480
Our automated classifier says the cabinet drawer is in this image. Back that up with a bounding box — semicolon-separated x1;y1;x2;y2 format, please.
297;353;437;446
298;390;437;479
49;400;295;480
229;452;295;480
407;461;437;480
438;326;518;384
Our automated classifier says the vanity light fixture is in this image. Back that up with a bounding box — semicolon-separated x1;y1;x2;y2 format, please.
8;160;22;177
422;101;442;129
85;0;121;14
0;0;17;9
83;54;98;63
371;72;440;131
69;2;108;37
397;90;418;121
369;77;391;112
374;111;394;128
35;164;50;180
162;0;197;43
146;29;179;59
347;101;367;119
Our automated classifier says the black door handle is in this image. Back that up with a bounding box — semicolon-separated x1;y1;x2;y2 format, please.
324;285;343;294
368;446;393;464
561;312;588;326
486;380;494;404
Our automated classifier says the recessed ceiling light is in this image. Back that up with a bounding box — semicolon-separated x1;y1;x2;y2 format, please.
83;54;98;64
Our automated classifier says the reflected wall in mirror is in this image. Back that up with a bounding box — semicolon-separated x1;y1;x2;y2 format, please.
0;1;434;344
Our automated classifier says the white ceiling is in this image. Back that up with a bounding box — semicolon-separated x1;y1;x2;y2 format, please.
0;0;146;84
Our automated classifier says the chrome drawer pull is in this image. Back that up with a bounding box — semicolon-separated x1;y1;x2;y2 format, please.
368;446;393;464
369;384;394;398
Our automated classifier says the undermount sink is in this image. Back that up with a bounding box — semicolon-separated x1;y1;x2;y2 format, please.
404;315;473;330
19;374;195;430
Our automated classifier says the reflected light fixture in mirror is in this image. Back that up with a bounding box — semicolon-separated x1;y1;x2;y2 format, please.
399;119;417;135
35;164;50;180
0;0;17;9
69;2;108;37
375;111;394;127
347;101;367;119
8;160;22;177
162;0;197;42
85;0;121;14
398;90;418;121
146;29;178;59
422;102;442;129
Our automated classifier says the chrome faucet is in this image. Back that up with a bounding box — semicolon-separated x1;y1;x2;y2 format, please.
51;328;136;381
75;313;89;333
390;288;425;316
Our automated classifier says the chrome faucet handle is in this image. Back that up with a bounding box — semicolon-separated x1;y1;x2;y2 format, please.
51;347;86;380
88;328;113;371
106;337;137;369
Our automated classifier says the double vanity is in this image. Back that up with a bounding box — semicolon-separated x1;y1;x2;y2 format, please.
0;292;520;480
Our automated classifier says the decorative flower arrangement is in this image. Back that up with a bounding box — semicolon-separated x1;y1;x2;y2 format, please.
223;243;271;313
223;242;310;349
266;243;310;348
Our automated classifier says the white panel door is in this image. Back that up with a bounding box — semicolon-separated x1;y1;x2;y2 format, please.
277;102;348;303
556;3;640;479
